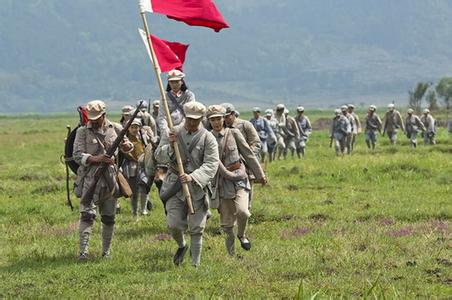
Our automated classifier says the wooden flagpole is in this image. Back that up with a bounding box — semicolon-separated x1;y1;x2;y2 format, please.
139;11;194;215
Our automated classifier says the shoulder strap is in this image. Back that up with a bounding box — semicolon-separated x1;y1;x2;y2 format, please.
167;92;186;117
220;128;230;162
89;128;107;154
177;127;208;170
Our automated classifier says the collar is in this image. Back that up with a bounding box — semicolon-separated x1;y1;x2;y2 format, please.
87;119;113;130
171;90;183;98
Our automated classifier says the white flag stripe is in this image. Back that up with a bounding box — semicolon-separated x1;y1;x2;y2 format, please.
138;28;153;64
138;0;153;13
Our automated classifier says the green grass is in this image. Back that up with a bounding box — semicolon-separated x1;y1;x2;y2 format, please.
0;114;451;298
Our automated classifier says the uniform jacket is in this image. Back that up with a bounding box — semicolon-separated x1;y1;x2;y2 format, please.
212;128;265;200
295;115;312;139
230;118;261;157
420;114;436;133
284;116;300;140
249;116;276;142
364;113;382;133
157;90;195;136
383;110;405;132
331;115;351;140
73;119;132;197
405;115;426;133
155;123;219;202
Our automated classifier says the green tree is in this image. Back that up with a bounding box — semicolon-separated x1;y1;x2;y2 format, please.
425;90;439;111
408;82;429;113
436;77;452;120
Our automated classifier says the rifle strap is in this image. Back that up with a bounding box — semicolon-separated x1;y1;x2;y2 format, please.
177;127;207;171
167;92;186;117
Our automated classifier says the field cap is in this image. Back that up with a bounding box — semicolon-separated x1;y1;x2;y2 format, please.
341;105;348;112
423;108;430;114
152;100;160;107
206;105;226;119
334;109;341;115
184;102;206;119
168;69;185;81
87;100;106;120
407;108;414;114
388;103;395;109
297;106;305;112
276;103;285;110
252;107;261;113
131;118;142;126
121;105;134;116
284;108;289;114
369;105;377;111
221;103;236;116
348;104;355;109
265;109;273;116
138;100;148;108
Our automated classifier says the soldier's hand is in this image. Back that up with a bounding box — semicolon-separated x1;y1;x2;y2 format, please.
88;154;114;165
120;141;133;152
179;173;192;183
168;130;177;145
257;176;268;186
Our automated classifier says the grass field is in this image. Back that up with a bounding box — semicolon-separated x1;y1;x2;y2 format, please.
0;113;451;299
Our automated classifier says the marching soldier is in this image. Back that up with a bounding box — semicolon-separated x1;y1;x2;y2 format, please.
282;109;300;159
405;108;426;148
121;118;154;216
157;69;195;137
151;99;161;139
207;105;267;256
264;109;278;162
364;105;382;150
73;100;133;260
294;106;312;157
347;104;361;151
274;104;287;160
330;109;351;156
120;105;134;128
341;105;354;154
155;102;219;267
382;103;405;145
249;107;275;162
420;109;436;145
137;100;157;135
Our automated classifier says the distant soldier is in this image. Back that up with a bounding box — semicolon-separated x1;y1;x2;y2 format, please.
341;105;354;154
155;102;219;267
120;105;134;128
282;109;300;159
121;118;154;216
294;106;312;157
382;103;405;145
420;108;436;145
207;105;267;256
405;108;426;148
151;100;161;139
364;105;382;150
264;109;278;162
249;107;275;162
274;104;287;160
330;109;351;156
347;104;361;151
137;100;157;135
73;100;133;260
157;69;195;137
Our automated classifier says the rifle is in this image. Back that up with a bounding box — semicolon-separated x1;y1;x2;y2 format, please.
80;101;143;206
64;125;74;211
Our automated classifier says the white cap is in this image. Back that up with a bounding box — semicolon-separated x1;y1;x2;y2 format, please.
369;105;377;111
183;102;206;119
265;109;273;116
341;105;348;111
334;109;341;115
407;108;414;114
423;108;430;114
297;106;305;112
388;103;395;109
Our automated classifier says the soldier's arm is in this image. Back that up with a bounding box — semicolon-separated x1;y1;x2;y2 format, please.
73;127;90;166
232;129;265;181
265;119;276;141
397;112;405;131
189;132;219;189
245;121;262;156
154;126;176;164
157;100;169;136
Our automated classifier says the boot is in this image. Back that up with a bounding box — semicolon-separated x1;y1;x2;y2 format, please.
190;234;203;267
102;224;114;257
79;220;93;259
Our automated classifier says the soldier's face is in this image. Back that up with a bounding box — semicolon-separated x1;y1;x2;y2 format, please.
265;115;272;120
209;116;224;132
129;124;139;136
185;117;202;132
224;114;235;126
169;80;182;92
91;114;105;129
253;112;260;118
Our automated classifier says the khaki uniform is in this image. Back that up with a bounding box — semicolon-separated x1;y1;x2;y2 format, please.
211;128;264;255
266;117;279;161
274;112;287;159
330;115;351;155
155;123;219;266
73;119;131;257
230;118;261;158
364;113;382;149
383;110;405;144
294;114;312;157
343;113;354;154
282;115;300;158
157;90;195;137
138;111;157;136
420;113;436;145
405;114;426;147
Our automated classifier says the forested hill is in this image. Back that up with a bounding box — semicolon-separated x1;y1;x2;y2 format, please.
1;0;452;113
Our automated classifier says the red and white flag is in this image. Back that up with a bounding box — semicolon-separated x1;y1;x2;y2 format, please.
139;0;229;32
138;29;189;72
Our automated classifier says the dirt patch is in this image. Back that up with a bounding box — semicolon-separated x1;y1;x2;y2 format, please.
312;118;332;130
281;226;311;239
386;226;413;237
309;213;329;222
